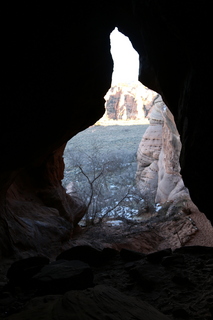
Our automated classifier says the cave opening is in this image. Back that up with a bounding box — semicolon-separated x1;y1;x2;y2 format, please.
62;28;198;248
62;28;151;227
2;6;213;319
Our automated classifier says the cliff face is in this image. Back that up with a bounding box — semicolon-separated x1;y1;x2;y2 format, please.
1;1;213;256
116;1;213;221
104;82;156;120
136;96;191;214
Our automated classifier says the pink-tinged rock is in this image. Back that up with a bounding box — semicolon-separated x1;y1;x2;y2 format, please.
136;95;191;213
104;81;158;121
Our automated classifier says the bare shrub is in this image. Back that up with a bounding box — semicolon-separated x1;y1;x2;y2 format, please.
63;141;143;225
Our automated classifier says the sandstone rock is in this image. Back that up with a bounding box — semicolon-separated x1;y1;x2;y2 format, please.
173;245;213;256
136;95;191;214
7;256;49;287
129;262;165;292
56;245;102;267
33;260;93;294
4;247;213;320
161;254;185;268
0;145;87;258
117;1;213;220
146;248;172;264
120;248;146;261
104;81;157;121
1;3;113;258
1;1;213;259
6;285;169;320
101;247;119;261
56;245;119;267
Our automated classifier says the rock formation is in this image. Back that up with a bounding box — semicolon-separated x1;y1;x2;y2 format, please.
3;245;213;319
104;81;157;120
0;144;86;258
136;95;191;213
1;1;213;258
1;3;114;258
116;1;213;221
5;285;169;320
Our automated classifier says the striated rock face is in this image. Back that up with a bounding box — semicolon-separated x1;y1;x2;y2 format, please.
136;95;191;212
104;81;157;120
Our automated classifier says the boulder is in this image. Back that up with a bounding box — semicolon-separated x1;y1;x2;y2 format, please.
56;245;118;267
129;262;165;292
146;249;172;264
33;260;93;294
6;256;49;287
56;245;102;266
174;245;213;256
120;248;146;261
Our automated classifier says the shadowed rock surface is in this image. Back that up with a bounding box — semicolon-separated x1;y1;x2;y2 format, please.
1;3;114;257
2;246;213;320
32;260;93;294
5;285;169;320
116;1;213;220
1;0;213;257
1;6;213;320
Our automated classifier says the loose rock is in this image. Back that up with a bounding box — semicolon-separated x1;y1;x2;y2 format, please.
33;260;93;294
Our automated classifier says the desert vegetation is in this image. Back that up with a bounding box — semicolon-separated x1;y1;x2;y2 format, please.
62;122;150;226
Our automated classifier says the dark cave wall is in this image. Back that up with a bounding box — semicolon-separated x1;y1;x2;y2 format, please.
1;3;116;257
117;0;213;219
1;1;213;256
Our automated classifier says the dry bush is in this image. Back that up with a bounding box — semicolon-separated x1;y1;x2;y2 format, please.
62;141;146;225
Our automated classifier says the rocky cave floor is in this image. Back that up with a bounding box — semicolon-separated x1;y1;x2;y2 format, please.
1;210;213;319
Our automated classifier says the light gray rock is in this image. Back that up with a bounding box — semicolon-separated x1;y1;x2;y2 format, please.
136;95;191;214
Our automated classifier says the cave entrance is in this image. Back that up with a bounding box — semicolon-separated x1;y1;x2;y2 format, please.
62;28;150;227
62;28;192;234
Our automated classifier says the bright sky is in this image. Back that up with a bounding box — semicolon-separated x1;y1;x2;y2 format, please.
110;27;139;85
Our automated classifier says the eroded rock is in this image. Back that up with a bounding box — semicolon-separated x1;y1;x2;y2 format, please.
2;246;213;319
33;260;93;294
56;245;102;267
0;3;114;258
1;1;213;259
6;285;169;320
136;95;192;214
104;81;157;120
7;257;49;287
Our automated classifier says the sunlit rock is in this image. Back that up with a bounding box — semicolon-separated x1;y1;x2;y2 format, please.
136;95;191;213
104;81;156;121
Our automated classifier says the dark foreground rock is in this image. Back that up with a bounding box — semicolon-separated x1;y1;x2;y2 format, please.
120;248;147;261
6;257;49;287
6;285;169;320
1;245;213;319
56;245;118;266
33;260;93;294
56;245;103;266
